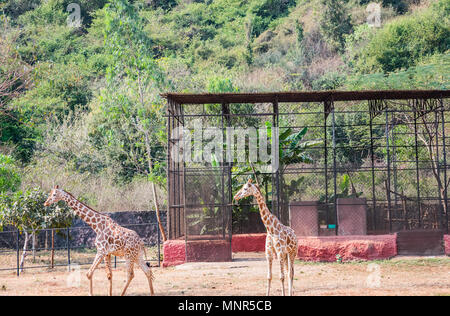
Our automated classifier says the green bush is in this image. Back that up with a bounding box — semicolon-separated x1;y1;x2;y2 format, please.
356;0;450;73
248;0;297;37
0;154;21;193
0;188;74;231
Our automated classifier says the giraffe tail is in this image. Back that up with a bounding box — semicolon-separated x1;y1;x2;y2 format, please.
143;246;150;267
142;245;155;281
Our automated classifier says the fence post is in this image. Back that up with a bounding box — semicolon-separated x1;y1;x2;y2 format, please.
16;229;20;276
67;227;71;271
51;229;55;269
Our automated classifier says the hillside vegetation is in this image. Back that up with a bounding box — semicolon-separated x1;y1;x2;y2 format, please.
0;0;448;211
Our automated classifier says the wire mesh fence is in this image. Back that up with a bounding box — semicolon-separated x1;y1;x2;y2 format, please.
0;222;164;276
166;91;450;243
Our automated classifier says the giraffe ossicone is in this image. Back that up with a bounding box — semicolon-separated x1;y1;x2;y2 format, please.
44;185;155;296
234;178;298;296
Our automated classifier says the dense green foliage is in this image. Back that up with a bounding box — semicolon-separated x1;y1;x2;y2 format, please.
319;0;353;52
355;0;450;73
0;154;21;193
0;188;74;231
0;0;448;212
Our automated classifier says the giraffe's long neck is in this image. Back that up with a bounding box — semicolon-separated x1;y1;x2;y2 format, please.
253;187;280;235
61;191;109;234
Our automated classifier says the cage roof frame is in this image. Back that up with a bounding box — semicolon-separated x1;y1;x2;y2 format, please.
162;90;450;105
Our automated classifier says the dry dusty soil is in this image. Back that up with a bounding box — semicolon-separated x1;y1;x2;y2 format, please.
0;252;449;296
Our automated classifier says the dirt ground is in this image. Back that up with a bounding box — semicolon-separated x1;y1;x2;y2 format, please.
0;252;449;296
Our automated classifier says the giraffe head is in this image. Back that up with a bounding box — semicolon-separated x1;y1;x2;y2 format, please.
233;178;259;201
44;185;64;207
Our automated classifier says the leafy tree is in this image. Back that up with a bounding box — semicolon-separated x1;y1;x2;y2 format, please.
355;0;450;73
0;188;74;271
235;122;322;224
248;0;297;37
92;0;167;240
346;52;450;90
0;154;21;193
319;0;353;53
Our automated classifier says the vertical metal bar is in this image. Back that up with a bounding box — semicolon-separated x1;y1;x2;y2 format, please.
331;104;338;235
182;103;188;262
221;103;226;239
324;105;329;229
434;109;443;229
16;229;20;276
413;105;422;228
227;107;233;243
180;103;186;240
392;117;398;208
440;100;449;234
222;103;232;244
385;108;393;233
166;99;172;239
114;255;117;268
272;100;280;219
369;116;377;231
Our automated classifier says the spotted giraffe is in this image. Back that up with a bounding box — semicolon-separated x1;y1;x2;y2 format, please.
234;179;298;296
44;185;154;296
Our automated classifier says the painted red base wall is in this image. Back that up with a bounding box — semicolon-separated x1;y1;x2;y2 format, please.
163;233;398;266
232;233;267;252
297;235;397;262
162;239;185;267
232;233;397;262
445;235;450;256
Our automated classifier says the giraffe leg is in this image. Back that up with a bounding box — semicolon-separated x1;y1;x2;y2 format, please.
266;255;273;296
120;260;134;296
279;255;286;296
138;253;155;296
86;253;105;296
287;253;295;296
265;236;274;296
104;255;113;296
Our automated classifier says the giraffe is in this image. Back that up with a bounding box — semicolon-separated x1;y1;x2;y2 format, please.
234;179;298;296
43;185;155;296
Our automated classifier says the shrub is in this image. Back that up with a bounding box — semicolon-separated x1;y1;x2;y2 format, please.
355;0;450;73
0;154;21;193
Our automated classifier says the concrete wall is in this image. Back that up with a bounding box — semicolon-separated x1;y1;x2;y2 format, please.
289;201;319;236
337;198;367;235
0;210;166;249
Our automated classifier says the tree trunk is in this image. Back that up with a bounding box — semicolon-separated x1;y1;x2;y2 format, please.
32;231;36;262
19;231;30;272
151;181;167;242
133;85;167;242
142;128;167;242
